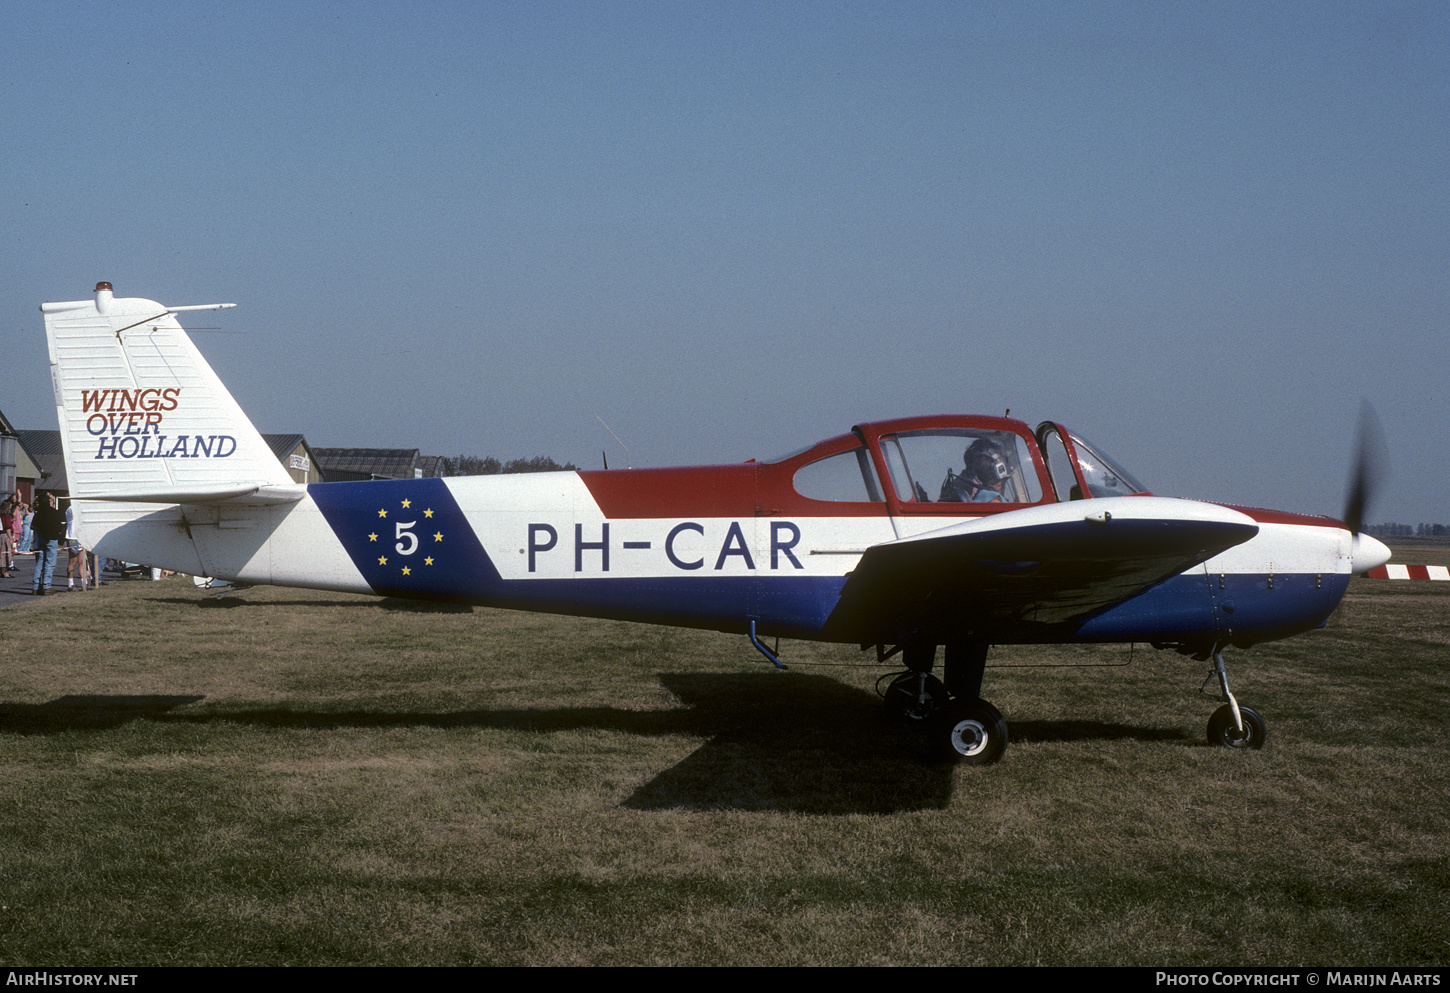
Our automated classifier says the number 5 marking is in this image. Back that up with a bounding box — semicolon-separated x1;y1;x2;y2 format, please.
395;521;418;555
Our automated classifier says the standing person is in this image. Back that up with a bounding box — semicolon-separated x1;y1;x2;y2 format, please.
30;492;66;595
0;498;14;577
64;501;89;591
17;501;33;554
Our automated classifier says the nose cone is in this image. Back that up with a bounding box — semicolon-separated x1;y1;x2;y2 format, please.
1351;533;1392;573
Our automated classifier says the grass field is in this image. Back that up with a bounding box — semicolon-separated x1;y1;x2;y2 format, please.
1;557;1446;966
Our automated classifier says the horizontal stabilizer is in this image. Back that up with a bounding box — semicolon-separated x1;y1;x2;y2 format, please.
78;484;307;506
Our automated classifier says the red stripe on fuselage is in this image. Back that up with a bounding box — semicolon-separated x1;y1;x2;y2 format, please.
1214;504;1346;530
577;465;897;519
578;466;760;519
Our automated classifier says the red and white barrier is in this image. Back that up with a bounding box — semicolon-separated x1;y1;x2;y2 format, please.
1362;564;1450;580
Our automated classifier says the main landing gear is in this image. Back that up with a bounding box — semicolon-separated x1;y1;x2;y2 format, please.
880;639;1008;764
1202;649;1266;750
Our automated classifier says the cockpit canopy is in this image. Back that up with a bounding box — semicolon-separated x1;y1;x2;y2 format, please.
770;415;1149;512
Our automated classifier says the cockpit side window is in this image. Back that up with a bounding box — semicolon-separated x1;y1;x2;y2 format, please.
879;430;1043;504
792;445;885;502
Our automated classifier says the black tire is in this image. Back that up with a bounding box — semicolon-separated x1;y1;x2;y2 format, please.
1207;704;1266;749
932;698;1008;764
882;672;948;724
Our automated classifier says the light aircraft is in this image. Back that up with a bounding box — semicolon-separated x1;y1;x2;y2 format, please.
41;282;1393;764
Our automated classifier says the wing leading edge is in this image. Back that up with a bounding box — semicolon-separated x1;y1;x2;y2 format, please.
825;497;1259;643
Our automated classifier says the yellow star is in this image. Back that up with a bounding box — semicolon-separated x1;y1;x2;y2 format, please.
424;556;434;566
433;532;444;542
378;508;387;518
401;498;411;508
378;555;388;565
368;533;378;542
401;566;411;576
423;508;434;518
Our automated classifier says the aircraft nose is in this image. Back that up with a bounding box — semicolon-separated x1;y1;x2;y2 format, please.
1351;533;1392;573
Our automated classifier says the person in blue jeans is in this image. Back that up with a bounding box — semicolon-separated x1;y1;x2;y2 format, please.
30;491;66;595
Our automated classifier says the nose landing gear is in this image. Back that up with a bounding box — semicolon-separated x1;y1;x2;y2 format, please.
1203;649;1266;750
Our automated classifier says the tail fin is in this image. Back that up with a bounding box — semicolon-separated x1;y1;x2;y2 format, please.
43;282;297;503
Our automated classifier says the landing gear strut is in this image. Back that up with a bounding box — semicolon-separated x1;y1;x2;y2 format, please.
881;638;1008;764
1203;649;1266;750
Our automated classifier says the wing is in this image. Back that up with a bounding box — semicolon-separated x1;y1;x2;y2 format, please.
824;496;1258;643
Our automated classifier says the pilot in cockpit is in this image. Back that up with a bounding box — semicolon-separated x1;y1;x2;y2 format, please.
939;438;1010;503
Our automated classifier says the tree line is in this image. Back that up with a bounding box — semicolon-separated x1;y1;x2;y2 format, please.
441;455;579;476
1366;522;1449;537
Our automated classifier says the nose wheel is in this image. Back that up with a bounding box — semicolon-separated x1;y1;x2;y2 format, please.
1203;650;1266;750
1208;703;1266;749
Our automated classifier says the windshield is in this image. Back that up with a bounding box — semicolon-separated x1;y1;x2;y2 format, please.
1068;432;1148;497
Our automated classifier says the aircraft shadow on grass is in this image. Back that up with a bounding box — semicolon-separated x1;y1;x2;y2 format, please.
0;694;208;730
1;672;1191;814
623;671;953;813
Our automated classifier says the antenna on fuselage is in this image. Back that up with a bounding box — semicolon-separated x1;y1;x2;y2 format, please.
576;392;632;469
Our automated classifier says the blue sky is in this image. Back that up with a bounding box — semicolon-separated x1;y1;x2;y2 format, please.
4;1;1445;524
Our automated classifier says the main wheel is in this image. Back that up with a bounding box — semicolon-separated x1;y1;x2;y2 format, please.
932;698;1008;764
1207;704;1266;749
882;672;948;724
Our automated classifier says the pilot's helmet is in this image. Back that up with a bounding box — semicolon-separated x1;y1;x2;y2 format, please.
964;439;1009;482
